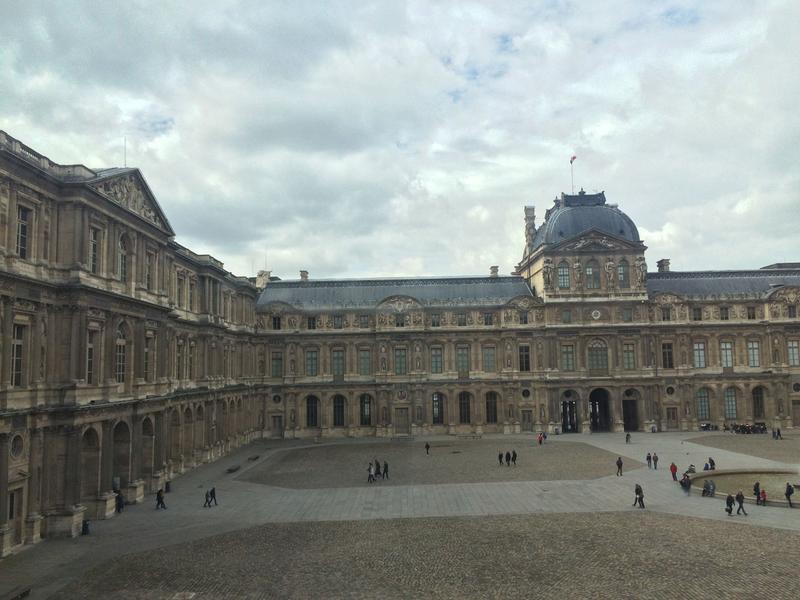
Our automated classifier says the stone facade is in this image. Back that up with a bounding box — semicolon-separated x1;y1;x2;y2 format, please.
1;132;800;557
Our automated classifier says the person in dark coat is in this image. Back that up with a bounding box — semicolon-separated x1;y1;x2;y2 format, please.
204;490;211;507
786;482;794;508
754;481;761;505
511;450;517;466
156;489;167;509
115;491;124;513
505;451;511;466
725;493;734;515
425;442;430;455
634;484;645;509
708;457;716;470
383;461;389;480
498;452;503;466
374;461;382;479
736;490;748;515
646;452;652;468
210;487;218;506
652;453;659;469
616;457;623;476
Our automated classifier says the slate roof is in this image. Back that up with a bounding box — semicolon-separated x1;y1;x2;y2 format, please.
647;269;800;299
257;276;534;311
531;191;640;251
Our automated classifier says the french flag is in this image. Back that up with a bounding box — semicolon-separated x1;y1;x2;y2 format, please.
570;155;577;164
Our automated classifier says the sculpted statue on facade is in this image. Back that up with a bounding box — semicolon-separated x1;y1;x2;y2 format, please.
635;257;647;287
604;258;616;289
573;261;583;287
542;258;554;290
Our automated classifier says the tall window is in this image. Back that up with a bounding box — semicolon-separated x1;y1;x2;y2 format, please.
456;345;470;372
12;324;25;387
394;348;407;375
115;326;127;383
720;341;734;368
617;260;630;288
561;344;575;371
519;345;530;371
430;314;441;327
306;397;318;428
692;307;702;321
188;343;195;379
485;392;498;424
519;311;528;324
145;252;155;290
482;347;496;372
696;388;710;420
557;261;570;289
430;347;443;374
458;392;471;424
483;313;493;326
662;343;674;369
623;343;636;369
359;394;372;426
747;306;756;320
789;305;797;319
144;336;152;381
724;388;737;420
358;349;371;375
394;314;404;328
176;342;185;379
693;342;706;368
334;315;344;329
271;352;283;377
747;340;760;367
331;349;345;376
177;275;185;307
585;260;600;289
587;339;608;373
90;228;100;274
333;396;345;427
456;313;467;326
16;206;31;258
117;237;127;282
661;307;671;321
307;316;316;330
720;307;729;321
86;330;96;384
788;341;800;367
561;309;572;324
188;281;195;310
753;387;765;419
272;316;281;330
305;350;318;376
432;393;444;425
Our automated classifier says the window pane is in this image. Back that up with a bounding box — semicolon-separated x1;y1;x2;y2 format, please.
358;349;371;375
519;346;530;371
561;345;575;371
788;341;800;367
271;352;283;377
332;350;345;375
557;262;570;289
623;343;635;369
306;350;318;376
693;342;706;368
482;347;496;372
431;347;443;374
394;348;407;375
720;342;733;368
747;341;760;367
456;346;470;372
696;388;710;420
724;388;737;419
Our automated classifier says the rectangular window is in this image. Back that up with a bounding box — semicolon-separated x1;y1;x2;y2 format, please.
789;305;797;319
305;350;318;376
188;281;195;310
456;345;470;372
271;352;283;377
115;342;126;384
307;316;316;330
331;349;345;376
696;389;710;420
432;393;444;425
86;331;96;384
272;316;281;330
747;340;760;367
333;315;343;329
188;344;195;379
720;307;729;321
693;342;706;368
430;313;441;327
145;252;154;290
561;309;571;324
720;341;734;368
662;343;674;369
519;311;528;325
623;343;636;370
457;313;467;327
788;341;800;367
587;345;608;372
661;307;671;322
177;276;185;308
483;313;493;326
90;228;100;274
747;306;756;320
358;349;371;375
394;348;407;375
359;314;369;328
519;345;530;372
482;347;496;372
622;307;633;322
12;324;25;387
430;347;443;374
561;344;575;371
394;314;404;327
16;206;30;259
692;307;702;321
724;389;737;420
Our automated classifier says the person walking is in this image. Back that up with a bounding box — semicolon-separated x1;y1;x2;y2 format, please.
537;433;543;446
760;489;767;505
210;487;218;506
646;452;652;469
115;491;124;513
156;489;167;510
383;461;389;480
367;462;375;483
736;490;748;515
498;452;503;466
708;457;716;470
680;474;691;495
505;451;511;466
652;453;659;469
625;432;631;444
785;482;794;507
669;462;678;481
511;450;517;466
616;457;623;476
725;493;735;516
634;484;645;509
375;461;382;480
425;442;430;455
203;490;211;508
754;481;761;505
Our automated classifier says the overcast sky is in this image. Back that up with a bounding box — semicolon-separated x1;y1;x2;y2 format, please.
1;1;798;279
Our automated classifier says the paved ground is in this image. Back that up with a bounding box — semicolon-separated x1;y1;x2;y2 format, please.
2;431;800;599
690;433;800;464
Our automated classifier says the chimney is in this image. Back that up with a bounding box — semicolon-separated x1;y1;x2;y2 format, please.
490;266;499;278
300;270;309;281
255;270;271;289
657;259;670;273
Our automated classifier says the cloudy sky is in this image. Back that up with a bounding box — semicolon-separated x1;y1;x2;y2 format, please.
1;1;798;279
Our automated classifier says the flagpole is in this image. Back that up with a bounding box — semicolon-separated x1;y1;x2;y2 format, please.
571;162;574;194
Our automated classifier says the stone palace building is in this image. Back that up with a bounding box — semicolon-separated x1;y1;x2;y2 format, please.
1;130;799;555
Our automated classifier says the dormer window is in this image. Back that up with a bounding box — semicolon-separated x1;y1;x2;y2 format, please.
394;314;405;327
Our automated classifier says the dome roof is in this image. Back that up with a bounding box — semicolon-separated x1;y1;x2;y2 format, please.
531;190;640;250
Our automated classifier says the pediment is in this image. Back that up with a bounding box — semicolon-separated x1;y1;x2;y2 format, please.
767;286;800;303
505;294;542;309
90;170;174;235
551;230;641;253
377;295;421;312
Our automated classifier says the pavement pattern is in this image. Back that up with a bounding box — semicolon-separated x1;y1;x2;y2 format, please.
2;431;800;599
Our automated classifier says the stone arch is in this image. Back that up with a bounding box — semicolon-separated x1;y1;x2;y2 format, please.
695;387;713;422
587;338;609;374
557;260;571;289
589;388;611;432
112;420;132;491
80;426;101;502
561;389;581;433
622;388;641;432
723;386;738;421
219;400;228;441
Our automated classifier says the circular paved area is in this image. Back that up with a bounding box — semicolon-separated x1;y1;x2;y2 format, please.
240;440;640;488
690;433;800;464
53;512;800;600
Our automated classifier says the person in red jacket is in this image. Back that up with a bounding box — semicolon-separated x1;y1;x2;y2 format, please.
669;462;678;481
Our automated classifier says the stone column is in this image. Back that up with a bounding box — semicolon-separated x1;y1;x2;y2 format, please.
0;433;10;556
25;427;44;544
93;421;116;519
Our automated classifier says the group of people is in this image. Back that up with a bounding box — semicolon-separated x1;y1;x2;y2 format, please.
203;487;218;507
724;423;768;434
367;459;389;483
725;491;748;515
499;450;518;466
702;457;716;471
645;452;659;469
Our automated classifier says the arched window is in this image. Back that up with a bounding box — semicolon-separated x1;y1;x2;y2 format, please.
485;392;498;424
306;396;319;428
115;324;127;383
752;387;765;419
696;388;710;420
557;261;570;289
432;392;445;425
118;236;128;282
587;339;608;373
333;395;346;427
617;260;630;289
458;392;471;424
585;260;601;289
359;394;372;426
724;387;737;419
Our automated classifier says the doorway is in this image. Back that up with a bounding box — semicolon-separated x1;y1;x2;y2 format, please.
561;400;578;433
271;415;283;438
589;388;611;432
394;407;410;435
9;488;23;545
622;400;638;431
521;410;533;432
666;407;678;429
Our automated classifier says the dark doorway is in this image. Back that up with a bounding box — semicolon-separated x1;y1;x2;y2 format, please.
589;388;611;432
623;399;638;431
521;410;533;432
561;400;578;433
